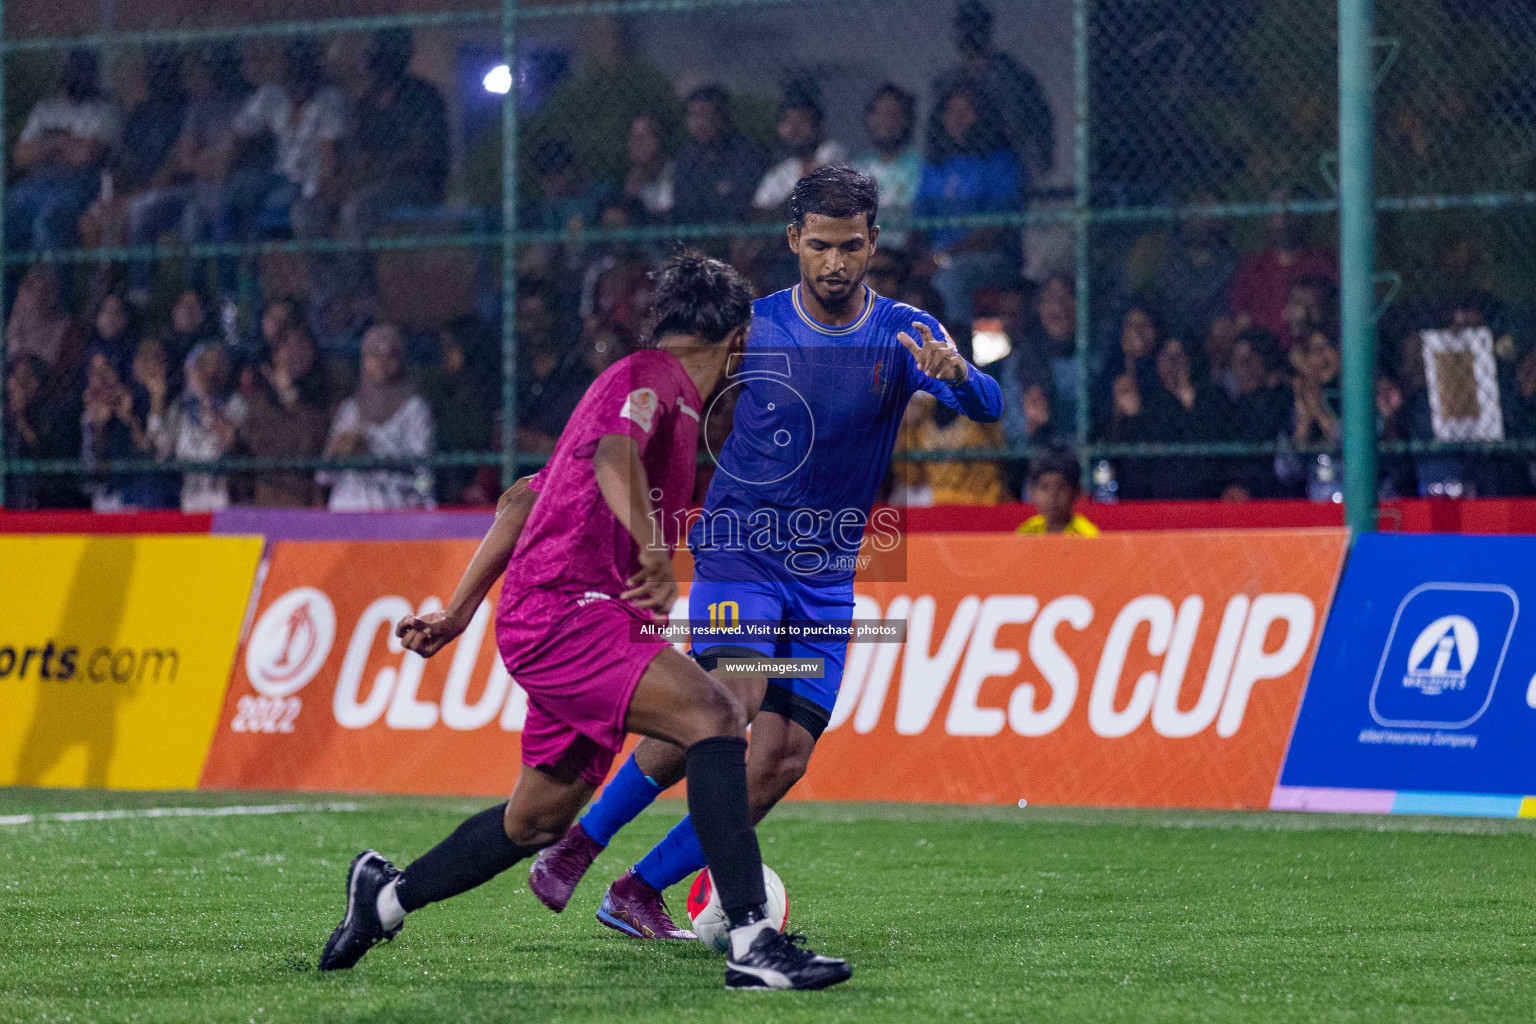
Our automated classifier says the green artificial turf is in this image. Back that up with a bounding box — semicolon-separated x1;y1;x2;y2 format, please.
3;788;1534;1022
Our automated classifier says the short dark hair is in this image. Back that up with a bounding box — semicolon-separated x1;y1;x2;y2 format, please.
646;253;755;346
1029;445;1082;489
788;165;879;229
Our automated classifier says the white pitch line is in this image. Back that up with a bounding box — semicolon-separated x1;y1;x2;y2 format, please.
0;802;362;826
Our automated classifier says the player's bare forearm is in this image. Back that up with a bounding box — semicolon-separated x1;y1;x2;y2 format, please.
594;434;677;611
448;477;537;621
397;476;536;657
593;434;657;546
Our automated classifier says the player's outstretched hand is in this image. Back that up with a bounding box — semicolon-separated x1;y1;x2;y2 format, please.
622;545;678;617
898;320;969;382
395;609;468;659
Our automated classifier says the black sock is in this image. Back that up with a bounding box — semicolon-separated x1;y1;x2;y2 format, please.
395;803;534;913
684;736;766;926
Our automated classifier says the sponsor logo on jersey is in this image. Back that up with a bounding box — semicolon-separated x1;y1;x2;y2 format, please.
621;388;660;432
869;359;885;394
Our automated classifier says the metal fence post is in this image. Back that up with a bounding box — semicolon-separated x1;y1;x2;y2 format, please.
500;0;519;489
1340;0;1377;535
1072;0;1092;488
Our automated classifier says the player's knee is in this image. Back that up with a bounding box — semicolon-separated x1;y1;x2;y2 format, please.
694;678;748;740
502;804;567;850
758;749;809;802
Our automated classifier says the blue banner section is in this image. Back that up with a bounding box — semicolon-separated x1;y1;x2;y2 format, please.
1281;534;1536;796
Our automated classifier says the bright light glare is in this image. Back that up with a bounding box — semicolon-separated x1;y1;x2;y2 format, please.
483;64;511;95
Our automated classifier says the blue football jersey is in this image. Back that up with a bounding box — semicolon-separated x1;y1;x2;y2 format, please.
689;282;1003;583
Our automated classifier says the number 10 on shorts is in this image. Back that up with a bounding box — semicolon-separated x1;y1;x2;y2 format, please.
707;601;741;632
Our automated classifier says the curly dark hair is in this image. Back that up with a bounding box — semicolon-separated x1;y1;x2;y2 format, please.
644;252;755;346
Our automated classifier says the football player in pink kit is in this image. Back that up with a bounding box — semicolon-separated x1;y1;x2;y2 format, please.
318;256;850;991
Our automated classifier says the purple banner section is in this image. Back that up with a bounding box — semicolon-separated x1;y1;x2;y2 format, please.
212;508;495;542
1269;785;1397;815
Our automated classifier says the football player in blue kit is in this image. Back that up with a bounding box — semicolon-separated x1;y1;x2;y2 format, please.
528;165;1004;938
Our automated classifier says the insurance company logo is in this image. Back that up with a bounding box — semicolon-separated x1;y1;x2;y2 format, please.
1369;583;1517;730
1403;615;1478;695
246;587;337;698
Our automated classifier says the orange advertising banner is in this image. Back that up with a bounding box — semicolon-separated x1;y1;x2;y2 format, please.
203;530;1345;808
797;530;1346;809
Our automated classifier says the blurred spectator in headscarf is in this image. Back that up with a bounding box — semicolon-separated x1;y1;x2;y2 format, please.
164;341;246;511
319;323;434;510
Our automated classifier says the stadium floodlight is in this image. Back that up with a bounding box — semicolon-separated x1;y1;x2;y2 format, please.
483;64;512;95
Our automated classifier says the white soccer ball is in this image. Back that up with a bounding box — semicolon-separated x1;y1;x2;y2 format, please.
686;864;788;953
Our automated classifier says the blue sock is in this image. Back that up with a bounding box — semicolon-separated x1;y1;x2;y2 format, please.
579;756;662;847
633;815;708;892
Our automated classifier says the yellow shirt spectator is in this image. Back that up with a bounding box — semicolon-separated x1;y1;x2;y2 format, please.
1017;513;1099;537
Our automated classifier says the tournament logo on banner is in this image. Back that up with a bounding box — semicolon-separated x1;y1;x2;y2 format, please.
0;535;262;790
1277;534;1536;815
202;541;533;795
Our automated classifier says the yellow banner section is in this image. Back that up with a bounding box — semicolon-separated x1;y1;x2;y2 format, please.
0;535;262;790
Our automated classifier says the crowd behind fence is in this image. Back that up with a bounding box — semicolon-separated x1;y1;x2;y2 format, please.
4;0;1536;513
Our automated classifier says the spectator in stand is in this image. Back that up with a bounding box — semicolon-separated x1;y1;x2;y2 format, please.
80;345;178;510
934;0;1055;183
6;268;84;379
579;198;654;341
1278;275;1335;353
1231;190;1337;339
672;86;768;227
1105;334;1226;500
852;84;921;250
7;48;119;252
5;353;84;509
515;284;595;455
80;47;186;254
1147;210;1239;347
1219;327;1290;499
159;342;246;512
307;29;449;338
866;247;910;299
898;390;1007;505
529;17;681;190
623;113;674;223
217;38;348;302
165;287;220;384
1289;330;1341;450
1093;301;1158;436
524;138;607;234
85;290;143;377
126;44;251;304
420;314;498;507
1017;445;1097;535
254;295;301;364
754;82;848;214
241;322;332;506
1015;274;1077;430
319;323;434;510
337;30;447;225
914;81;1024;342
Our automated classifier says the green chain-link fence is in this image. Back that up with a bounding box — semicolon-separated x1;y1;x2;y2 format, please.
3;0;1535;512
